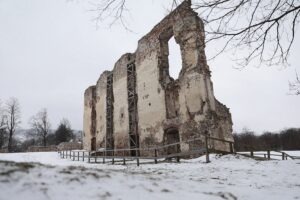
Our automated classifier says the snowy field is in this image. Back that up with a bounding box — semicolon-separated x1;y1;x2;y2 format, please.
0;152;299;200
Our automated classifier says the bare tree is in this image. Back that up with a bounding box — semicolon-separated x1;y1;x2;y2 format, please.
289;71;300;95
0;100;5;130
5;97;21;152
0;100;8;149
90;0;300;67
30;108;51;147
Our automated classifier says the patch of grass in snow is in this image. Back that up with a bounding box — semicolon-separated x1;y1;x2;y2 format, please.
161;188;171;193
0;160;35;176
203;192;237;200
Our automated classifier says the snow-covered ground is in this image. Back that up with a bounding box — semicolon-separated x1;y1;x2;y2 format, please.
0;152;299;200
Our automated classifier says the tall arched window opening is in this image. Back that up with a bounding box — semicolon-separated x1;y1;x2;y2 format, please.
168;36;182;80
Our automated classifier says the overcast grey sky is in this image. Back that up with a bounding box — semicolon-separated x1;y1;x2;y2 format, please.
0;0;299;133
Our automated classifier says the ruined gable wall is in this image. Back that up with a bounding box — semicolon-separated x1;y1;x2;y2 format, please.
95;72;108;149
134;1;217;149
112;54;134;151
134;1;200;149
135;50;166;147
83;86;96;150
134;1;233;152
83;0;234;153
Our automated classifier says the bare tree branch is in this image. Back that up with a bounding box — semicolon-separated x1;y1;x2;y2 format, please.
194;0;300;67
289;71;300;95
89;0;132;31
89;0;299;68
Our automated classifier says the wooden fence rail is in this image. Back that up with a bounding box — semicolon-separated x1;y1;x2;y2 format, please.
58;135;235;166
237;150;295;160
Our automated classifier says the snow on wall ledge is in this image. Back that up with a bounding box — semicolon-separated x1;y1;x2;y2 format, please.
83;0;234;155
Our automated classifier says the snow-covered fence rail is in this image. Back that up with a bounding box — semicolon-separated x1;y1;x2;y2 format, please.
237;150;296;160
58;135;235;166
275;151;300;160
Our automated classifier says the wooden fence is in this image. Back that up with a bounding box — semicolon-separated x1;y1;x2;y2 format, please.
237;150;298;160
58;135;234;166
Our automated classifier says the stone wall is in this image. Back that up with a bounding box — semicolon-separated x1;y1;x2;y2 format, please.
83;0;234;155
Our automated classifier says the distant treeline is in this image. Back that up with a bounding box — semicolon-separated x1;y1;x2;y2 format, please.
0;120;80;153
234;128;300;151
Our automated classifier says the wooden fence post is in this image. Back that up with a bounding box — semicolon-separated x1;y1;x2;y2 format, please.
250;151;254;157
72;151;75;161
103;151;106;164
205;135;210;163
77;152;79;161
62;151;64;159
88;151;91;163
112;158;114;164
122;150;126;165
137;158;140;166
82;151;85;162
176;144;180;163
267;150;270;160
282;152;285;160
154;149;158;164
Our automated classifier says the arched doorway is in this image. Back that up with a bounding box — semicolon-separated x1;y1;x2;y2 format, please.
164;127;180;155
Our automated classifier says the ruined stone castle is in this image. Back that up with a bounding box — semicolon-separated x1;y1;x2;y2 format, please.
83;1;234;156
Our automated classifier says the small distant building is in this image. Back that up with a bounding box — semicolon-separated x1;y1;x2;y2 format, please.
83;1;234;156
57;142;82;151
27;145;57;152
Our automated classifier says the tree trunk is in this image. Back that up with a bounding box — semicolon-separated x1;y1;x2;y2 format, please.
8;130;13;152
43;135;46;147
